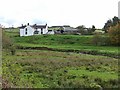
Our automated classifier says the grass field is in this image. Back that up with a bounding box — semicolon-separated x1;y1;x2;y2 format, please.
2;50;118;88
5;29;119;56
2;28;119;88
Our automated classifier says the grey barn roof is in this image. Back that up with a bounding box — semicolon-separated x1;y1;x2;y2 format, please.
63;27;78;31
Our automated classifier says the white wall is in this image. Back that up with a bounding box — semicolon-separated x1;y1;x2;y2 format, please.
47;30;55;34
43;26;48;34
20;29;24;36
20;26;34;36
25;26;34;36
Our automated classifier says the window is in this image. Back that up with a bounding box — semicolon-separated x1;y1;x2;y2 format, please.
25;28;27;34
48;30;52;32
41;28;43;34
34;31;39;34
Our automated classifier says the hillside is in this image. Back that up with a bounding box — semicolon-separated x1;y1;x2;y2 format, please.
2;28;119;88
5;29;119;58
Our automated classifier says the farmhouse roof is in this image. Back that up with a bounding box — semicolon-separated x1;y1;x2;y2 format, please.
32;24;47;29
50;26;63;28
19;24;47;29
19;25;26;29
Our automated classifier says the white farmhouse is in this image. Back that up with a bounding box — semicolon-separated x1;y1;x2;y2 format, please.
19;23;49;36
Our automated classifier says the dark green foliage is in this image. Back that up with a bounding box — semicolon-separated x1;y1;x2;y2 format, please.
103;16;120;33
91;25;96;32
112;16;120;26
108;79;118;86
103;19;113;33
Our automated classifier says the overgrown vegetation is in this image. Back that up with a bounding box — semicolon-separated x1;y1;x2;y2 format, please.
2;27;119;88
91;34;110;46
2;30;16;55
103;16;120;33
2;50;118;88
4;29;119;58
108;22;120;46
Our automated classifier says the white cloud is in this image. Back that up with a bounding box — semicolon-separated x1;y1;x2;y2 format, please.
0;0;119;28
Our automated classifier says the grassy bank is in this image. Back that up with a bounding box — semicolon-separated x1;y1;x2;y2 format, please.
13;35;119;58
5;29;119;56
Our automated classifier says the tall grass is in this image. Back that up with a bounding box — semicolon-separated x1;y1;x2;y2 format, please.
2;50;118;88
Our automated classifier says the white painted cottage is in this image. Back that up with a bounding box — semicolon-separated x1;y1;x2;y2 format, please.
19;23;49;36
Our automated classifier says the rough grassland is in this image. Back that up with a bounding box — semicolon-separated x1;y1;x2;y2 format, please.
3;50;118;88
15;35;119;58
2;29;119;88
5;29;119;57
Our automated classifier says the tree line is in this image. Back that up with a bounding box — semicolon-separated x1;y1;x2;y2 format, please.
103;16;120;33
76;16;119;35
91;16;120;46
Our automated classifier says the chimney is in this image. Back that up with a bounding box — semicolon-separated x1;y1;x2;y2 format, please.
27;23;29;26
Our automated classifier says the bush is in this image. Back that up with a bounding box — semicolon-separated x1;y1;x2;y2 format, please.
108;23;120;46
90;83;102;89
108;79;118;86
2;31;16;55
91;34;110;46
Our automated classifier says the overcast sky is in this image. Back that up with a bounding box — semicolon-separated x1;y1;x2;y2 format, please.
0;0;119;28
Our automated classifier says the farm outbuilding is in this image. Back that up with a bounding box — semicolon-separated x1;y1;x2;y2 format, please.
49;26;79;34
62;27;79;34
93;30;105;34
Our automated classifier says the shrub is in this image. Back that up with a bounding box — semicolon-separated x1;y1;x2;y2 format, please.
108;23;120;46
91;34;102;46
91;34;110;46
108;79;118;86
90;83;102;89
10;45;16;55
94;77;102;84
2;31;16;55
